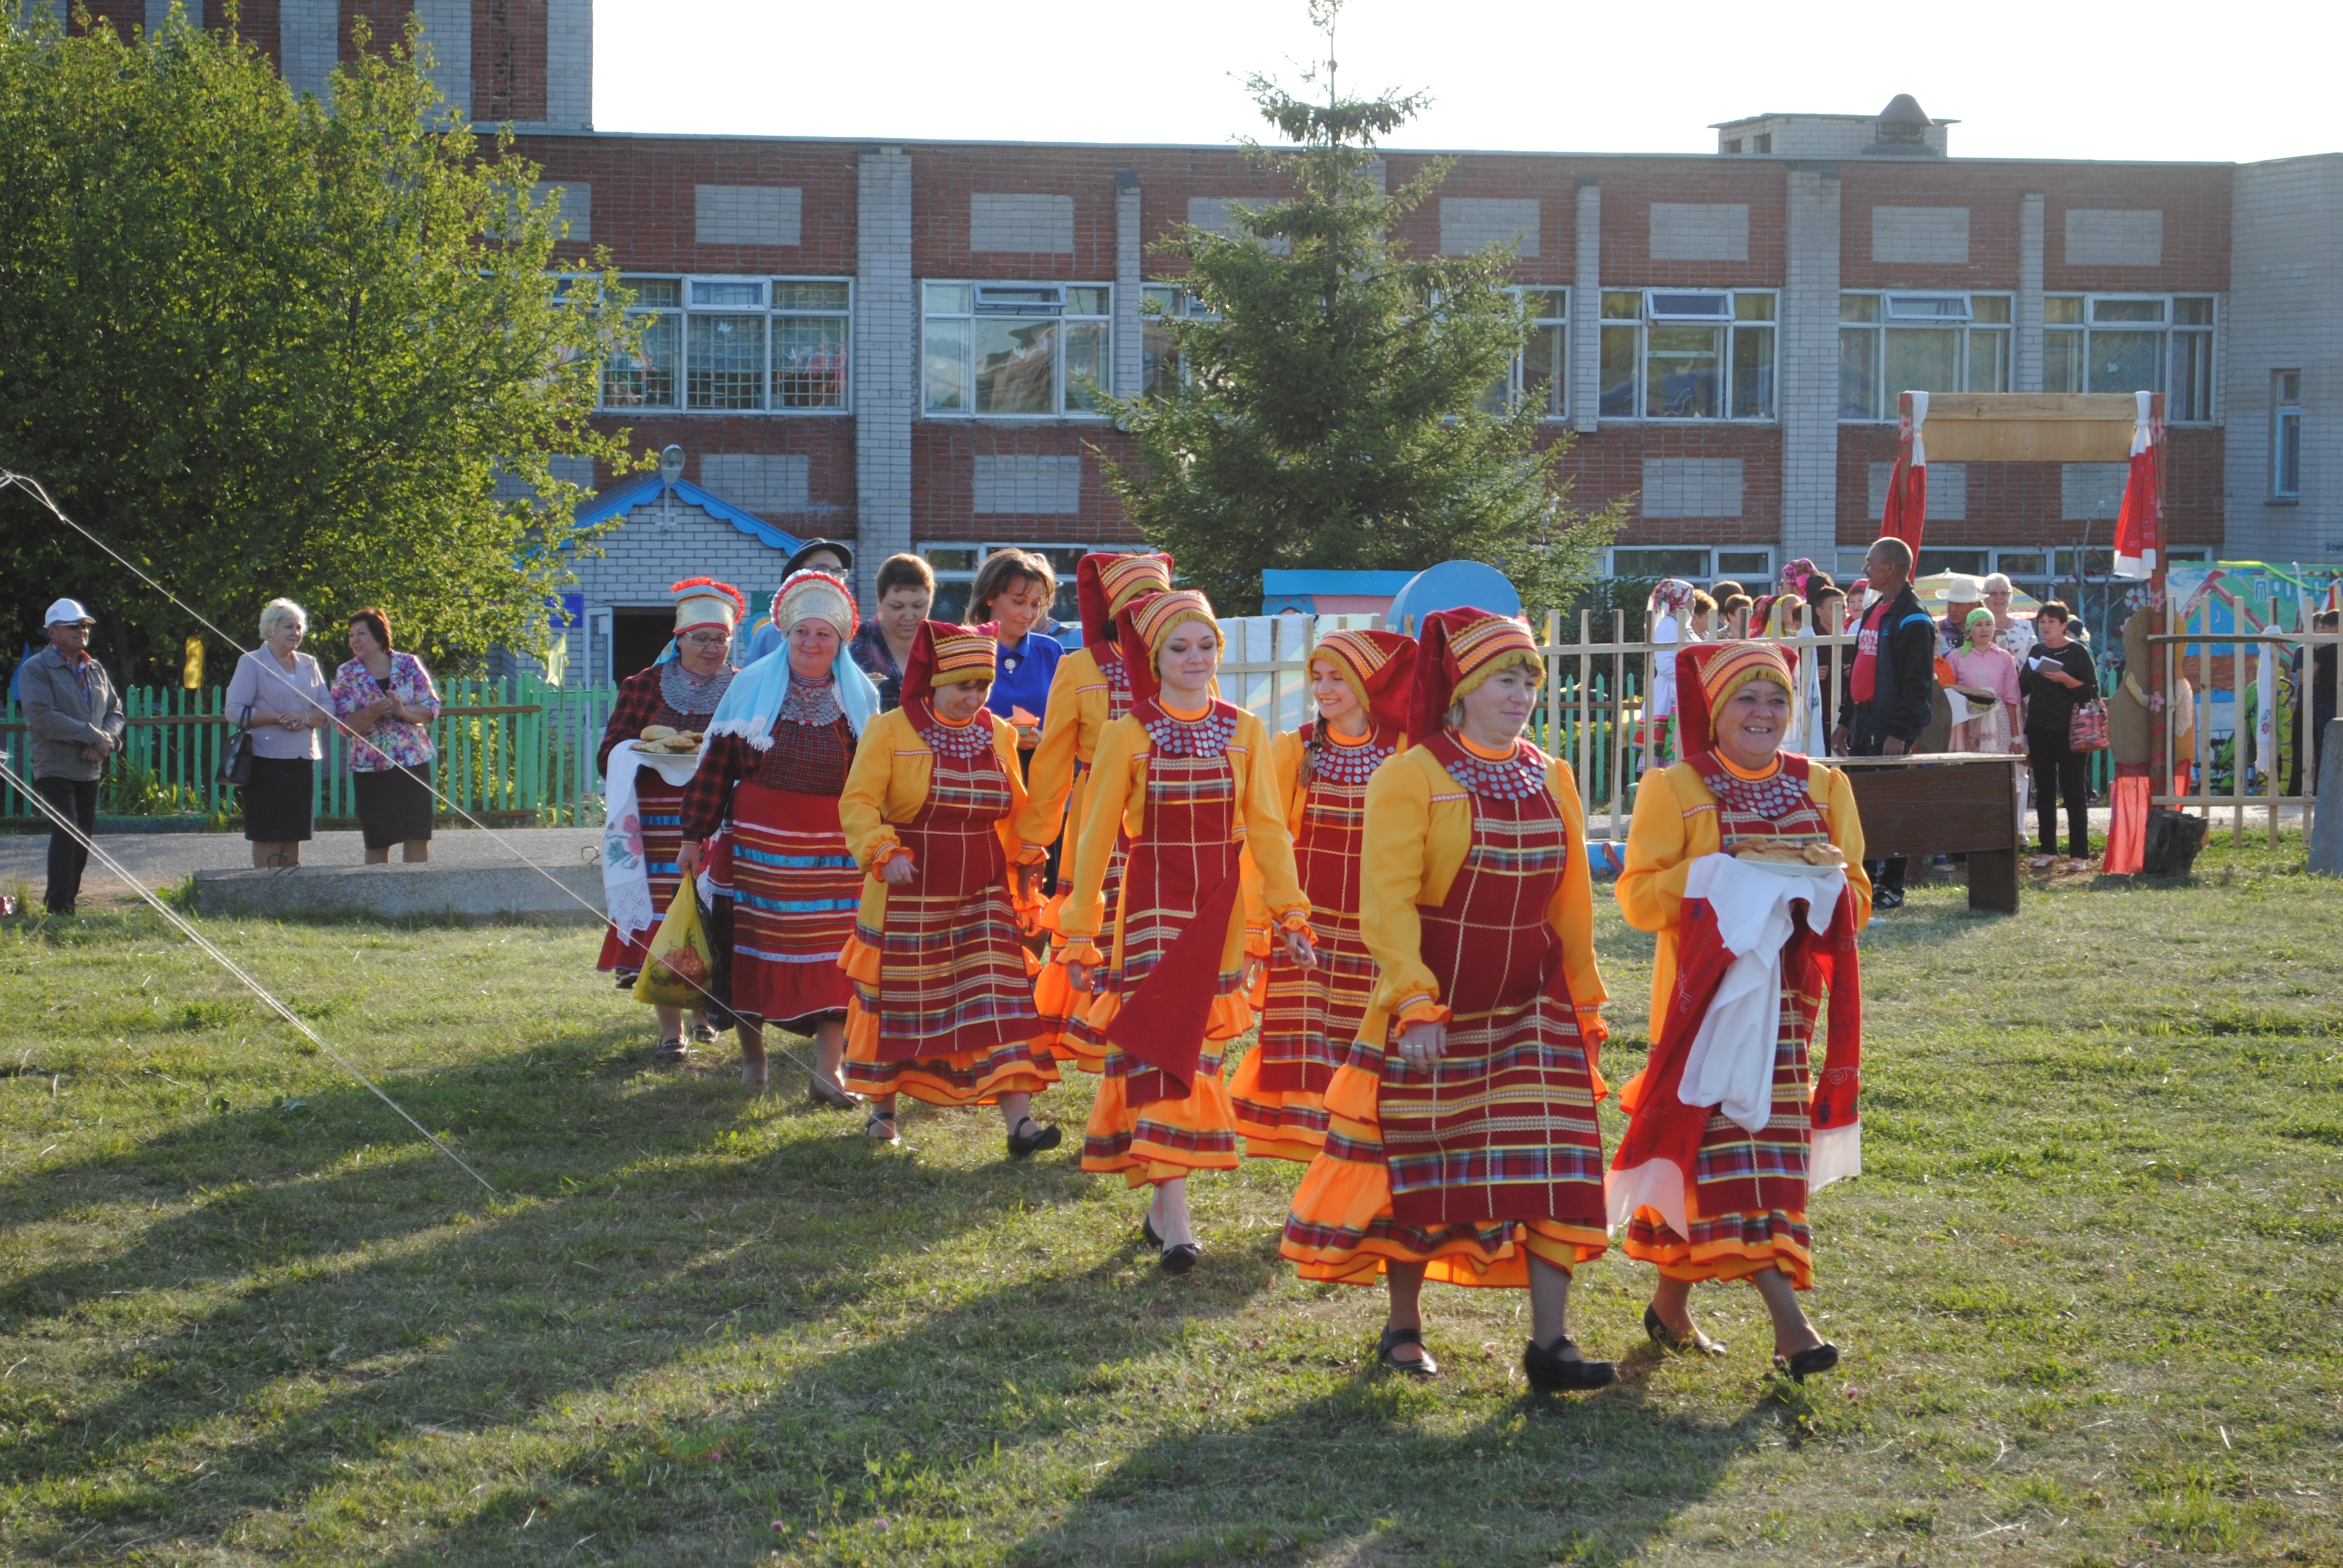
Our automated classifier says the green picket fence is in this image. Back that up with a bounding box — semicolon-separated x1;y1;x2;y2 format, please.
1;675;618;828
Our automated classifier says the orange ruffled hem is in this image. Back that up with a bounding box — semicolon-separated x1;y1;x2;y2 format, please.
1031;956;1101;1071
1225;1050;1329;1163
1081;1063;1240;1187
1079;982;1256;1046
837;933;1058;1108
1621;1209;1814;1290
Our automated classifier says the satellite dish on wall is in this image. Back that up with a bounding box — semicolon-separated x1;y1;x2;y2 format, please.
1383;560;1524;633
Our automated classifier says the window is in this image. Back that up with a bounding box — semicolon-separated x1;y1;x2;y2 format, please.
1604;546;1771;581
2274;370;2302;501
924;283;1112;417
600;275;850;413
2042;294;2217;422
1140;284;1210;400
1599;289;1775;420
1475;288;1570;418
1838;292;2011;420
920;543;1093;623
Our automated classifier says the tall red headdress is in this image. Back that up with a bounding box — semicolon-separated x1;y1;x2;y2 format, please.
1672;641;1798;768
1406;607;1542;740
1114;589;1218;707
1312;629;1418;736
1077;551;1173;654
899;619;998;710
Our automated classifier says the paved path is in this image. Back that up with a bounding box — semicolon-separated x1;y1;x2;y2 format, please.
1;826;604;908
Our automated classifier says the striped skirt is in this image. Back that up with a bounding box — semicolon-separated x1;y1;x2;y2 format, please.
727;782;858;1030
1228;924;1377;1161
597;773;684;974
841;887;1056;1106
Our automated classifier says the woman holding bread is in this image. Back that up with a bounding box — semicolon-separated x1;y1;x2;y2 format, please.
1613;640;1869;1382
596;578;743;1064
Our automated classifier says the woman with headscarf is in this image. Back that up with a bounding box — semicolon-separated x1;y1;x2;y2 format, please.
837;621;1062;1154
1060;589;1314;1273
1281;609;1616;1392
1015;550;1175;1065
1614;641;1869;1382
680;570;879;1097
1228;629;1417;1161
1948;607;2021;756
1643;578;1697;771
596;578;744;1065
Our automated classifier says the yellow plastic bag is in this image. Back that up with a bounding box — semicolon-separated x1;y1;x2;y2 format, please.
633;881;715;1008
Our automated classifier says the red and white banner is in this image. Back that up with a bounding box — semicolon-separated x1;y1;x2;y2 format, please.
1879;390;1929;551
2112;390;2163;580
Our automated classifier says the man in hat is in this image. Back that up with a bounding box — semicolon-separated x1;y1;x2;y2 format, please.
18;599;125;914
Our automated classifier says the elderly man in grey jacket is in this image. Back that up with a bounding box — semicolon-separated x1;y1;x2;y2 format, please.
18;599;126;914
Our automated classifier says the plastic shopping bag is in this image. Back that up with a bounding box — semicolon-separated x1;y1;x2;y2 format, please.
632;881;715;1008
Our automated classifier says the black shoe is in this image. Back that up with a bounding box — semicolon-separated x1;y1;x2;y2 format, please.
808;1077;862;1111
863;1111;900;1145
1141;1213;1161;1248
1377;1325;1438;1380
1159;1243;1201;1275
1522;1334;1616;1393
1006;1117;1063;1160
1775;1342;1839;1382
1873;887;1905;910
653;1039;689;1067
1644;1303;1726;1357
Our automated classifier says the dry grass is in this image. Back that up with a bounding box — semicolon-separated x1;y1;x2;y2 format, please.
0;835;2337;1565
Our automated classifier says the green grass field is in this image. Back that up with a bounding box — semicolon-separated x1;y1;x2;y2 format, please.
1;840;2338;1566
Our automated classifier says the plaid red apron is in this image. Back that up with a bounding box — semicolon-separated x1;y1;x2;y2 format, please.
1377;733;1607;1229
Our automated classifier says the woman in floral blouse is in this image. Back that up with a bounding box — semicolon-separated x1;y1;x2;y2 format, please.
330;607;442;864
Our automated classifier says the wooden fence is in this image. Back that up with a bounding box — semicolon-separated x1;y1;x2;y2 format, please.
2154;599;2339;845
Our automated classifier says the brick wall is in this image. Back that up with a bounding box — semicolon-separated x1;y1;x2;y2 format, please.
911;423;1139;545
470;0;543;125
1833;425;2224;547
588;416;857;534
1556;424;1782;546
520;134;860;273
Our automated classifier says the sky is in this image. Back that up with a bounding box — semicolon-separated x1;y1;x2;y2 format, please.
597;0;2339;165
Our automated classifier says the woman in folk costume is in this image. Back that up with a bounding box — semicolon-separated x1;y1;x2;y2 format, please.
1613;641;1869;1382
680;571;880;1098
1281;609;1617;1393
1643;578;1697;771
1015;550;1176;1065
1059;589;1316;1273
837;622;1063;1155
1228;629;1417;1162
597;578;744;1065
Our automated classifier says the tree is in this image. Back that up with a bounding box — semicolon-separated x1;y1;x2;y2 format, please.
0;7;640;683
1093;0;1622;622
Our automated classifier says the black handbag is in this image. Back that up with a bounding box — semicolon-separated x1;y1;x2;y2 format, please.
218;704;255;788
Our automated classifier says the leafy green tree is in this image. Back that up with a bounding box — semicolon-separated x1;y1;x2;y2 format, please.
1092;0;1621;622
0;7;639;682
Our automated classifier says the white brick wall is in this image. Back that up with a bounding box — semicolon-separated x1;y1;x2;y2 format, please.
699;454;810;517
413;0;471;122
1779;166;1841;558
2016;191;2046;393
695;186;802;247
2062;463;2129;520
1187;197;1289;255
568;500;796;611
2226;155;2343;560
1571;180;1601;432
971;194;1075;254
1642;458;1745;518
1872;206;1969;264
2065;209;2164;267
972;456;1083;515
1870;460;1967;519
280;0;336;99
1650;203;1749;263
1115;174;1144;396
854;148;916;607
545;0;592;131
532;181;591;243
1440;198;1541;257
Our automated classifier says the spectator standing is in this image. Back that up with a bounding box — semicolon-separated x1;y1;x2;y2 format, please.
2021;601;2099;871
18;598;125;915
1948;607;2022;755
225;599;331;869
848;552;933;711
1984;573;2037;662
330;607;442;864
1831;538;1936;909
2290;610;2341;797
742;540;854;665
965;549;1063;755
1937;575;1985;656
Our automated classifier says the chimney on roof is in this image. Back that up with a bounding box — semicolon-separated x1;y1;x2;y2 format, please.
1866;94;1941;157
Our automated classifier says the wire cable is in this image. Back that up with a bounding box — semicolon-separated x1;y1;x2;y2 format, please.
0;751;499;1196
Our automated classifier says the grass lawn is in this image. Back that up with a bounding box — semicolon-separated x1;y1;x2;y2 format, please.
1;838;2338;1566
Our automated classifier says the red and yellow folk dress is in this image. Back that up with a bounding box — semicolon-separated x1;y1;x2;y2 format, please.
1059;591;1311;1187
839;624;1056;1106
1017;550;1173;1067
1613;641;1870;1290
1283;609;1611;1288
1228;629;1417;1161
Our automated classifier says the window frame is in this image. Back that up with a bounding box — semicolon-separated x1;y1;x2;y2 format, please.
1604;545;1774;581
2273;369;2302;503
922;279;1116;420
2041;292;2219;423
1598;286;1777;423
1837;290;2014;422
596;272;853;416
1474;287;1571;420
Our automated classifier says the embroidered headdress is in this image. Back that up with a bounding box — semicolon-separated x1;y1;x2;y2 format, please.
769;570;858;642
1677;641;1797;753
1076;551;1173;652
1407;607;1542;739
1115;589;1219;704
670;577;746;635
1311;628;1417;734
900;619;998;707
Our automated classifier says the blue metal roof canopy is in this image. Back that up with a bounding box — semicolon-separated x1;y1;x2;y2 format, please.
572;475;807;555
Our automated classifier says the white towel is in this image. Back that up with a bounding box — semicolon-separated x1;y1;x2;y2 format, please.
1677;854;1849;1134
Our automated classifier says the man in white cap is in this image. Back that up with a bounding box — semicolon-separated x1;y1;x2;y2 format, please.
18;599;125;914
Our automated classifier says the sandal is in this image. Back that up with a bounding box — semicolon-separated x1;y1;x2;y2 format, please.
690;1021;720;1046
2030;854;2057;871
1522;1334;1616;1394
1774;1342;1839;1383
865;1110;899;1144
1377;1325;1438;1380
1006;1117;1063;1160
1645;1303;1726;1358
652;1038;689;1067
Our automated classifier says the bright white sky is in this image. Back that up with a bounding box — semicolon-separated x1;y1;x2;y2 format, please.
597;0;2338;166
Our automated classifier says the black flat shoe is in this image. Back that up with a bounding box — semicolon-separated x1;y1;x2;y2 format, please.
652;1039;689;1066
1377;1326;1438;1380
1645;1303;1726;1357
1873;887;1905;910
1158;1242;1201;1275
1006;1117;1063;1160
1774;1342;1839;1382
1522;1334;1616;1394
1141;1214;1161;1248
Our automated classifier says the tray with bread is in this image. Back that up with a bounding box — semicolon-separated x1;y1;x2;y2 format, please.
633;725;704;756
1732;841;1849;876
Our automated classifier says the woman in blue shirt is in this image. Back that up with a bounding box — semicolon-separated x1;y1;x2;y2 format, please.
965;549;1064;756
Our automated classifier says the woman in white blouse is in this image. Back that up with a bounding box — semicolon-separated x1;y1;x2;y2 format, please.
226;599;332;867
